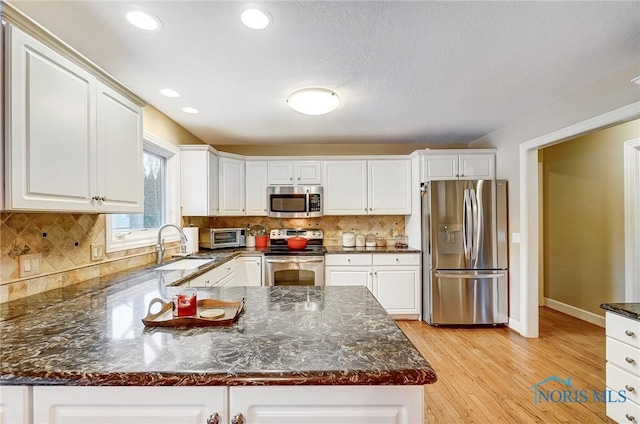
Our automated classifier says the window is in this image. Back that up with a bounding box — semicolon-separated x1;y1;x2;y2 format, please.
106;133;179;252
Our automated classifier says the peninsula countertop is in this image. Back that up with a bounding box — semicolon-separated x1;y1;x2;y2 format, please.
0;268;436;387
600;303;640;321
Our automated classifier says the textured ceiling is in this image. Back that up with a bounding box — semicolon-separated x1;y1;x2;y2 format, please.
8;1;640;146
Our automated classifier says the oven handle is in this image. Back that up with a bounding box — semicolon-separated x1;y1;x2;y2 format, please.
266;257;325;264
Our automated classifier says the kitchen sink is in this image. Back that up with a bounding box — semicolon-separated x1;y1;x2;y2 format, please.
156;259;214;271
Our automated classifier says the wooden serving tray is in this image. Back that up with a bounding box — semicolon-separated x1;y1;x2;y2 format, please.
142;297;245;327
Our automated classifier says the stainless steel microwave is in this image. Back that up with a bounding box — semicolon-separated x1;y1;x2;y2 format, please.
200;228;246;249
267;186;323;218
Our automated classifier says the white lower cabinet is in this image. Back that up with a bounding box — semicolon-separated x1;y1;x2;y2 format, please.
325;253;421;319
233;255;263;286
605;311;640;423
25;385;422;424
188;261;237;287
0;385;30;424
32;386;227;424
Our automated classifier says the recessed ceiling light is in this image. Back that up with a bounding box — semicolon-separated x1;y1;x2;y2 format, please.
241;8;271;30
287;88;341;116
632;76;640;86
182;107;199;114
125;9;162;32
160;88;180;98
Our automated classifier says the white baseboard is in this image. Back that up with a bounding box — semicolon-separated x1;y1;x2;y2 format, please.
543;298;605;327
508;317;522;334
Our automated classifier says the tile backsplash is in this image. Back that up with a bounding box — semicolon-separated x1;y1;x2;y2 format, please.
1;212;406;303
184;215;406;245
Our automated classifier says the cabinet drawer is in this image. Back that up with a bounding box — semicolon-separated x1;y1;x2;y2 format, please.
325;254;372;266
373;253;420;266
607;312;640;349
606;392;640;424
607;363;640;405
607;337;640;377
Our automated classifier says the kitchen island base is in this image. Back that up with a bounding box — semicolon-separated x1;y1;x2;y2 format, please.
13;385;423;423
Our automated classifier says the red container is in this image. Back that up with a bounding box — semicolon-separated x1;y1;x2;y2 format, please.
255;235;268;248
287;237;308;250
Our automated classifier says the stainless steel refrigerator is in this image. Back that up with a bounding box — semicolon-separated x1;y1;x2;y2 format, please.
421;180;508;325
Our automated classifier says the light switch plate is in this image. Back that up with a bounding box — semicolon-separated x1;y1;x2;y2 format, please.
18;253;42;278
91;243;105;261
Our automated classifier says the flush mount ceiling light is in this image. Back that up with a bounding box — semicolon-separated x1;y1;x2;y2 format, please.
182;107;199;114
286;88;341;116
241;8;271;30
125;8;162;32
159;88;180;98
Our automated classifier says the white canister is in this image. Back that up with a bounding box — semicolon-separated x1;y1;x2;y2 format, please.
342;231;356;247
355;234;365;247
246;235;256;248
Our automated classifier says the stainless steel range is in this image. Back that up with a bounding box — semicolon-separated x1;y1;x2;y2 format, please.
265;229;325;286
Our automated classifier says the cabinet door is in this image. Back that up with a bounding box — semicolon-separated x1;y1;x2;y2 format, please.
323;161;367;215
236;256;263;286
294;161;322;185
219;157;245;215
459;154;495;179
96;82;143;213
423;155;459;180
180;147;218;216
33;386;227;424
325;266;372;290
230;386;423;424
0;386;30;424
368;159;411;215
245;161;268;216
7;25;96;211
372;266;420;315
268;161;294;185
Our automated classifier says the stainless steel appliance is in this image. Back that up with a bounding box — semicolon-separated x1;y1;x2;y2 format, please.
200;228;246;250
421;180;508;325
265;229;325;286
267;186;323;218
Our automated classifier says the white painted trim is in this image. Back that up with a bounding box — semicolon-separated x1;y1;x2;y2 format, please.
508;317;522;334
624;139;640;302
543;298;605;328
519;101;640;338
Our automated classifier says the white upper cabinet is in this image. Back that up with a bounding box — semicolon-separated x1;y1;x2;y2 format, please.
219;156;245;215
245;161;268;216
180;145;219;216
422;151;495;181
323;161;368;215
3;24;143;213
324;159;411;215
368;160;411;214
268;161;322;185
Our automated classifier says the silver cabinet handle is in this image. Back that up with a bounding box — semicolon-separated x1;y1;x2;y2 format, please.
625;357;635;364
207;413;220;424
626;385;635;392
347;258;351;262
289;177;293;181
297;177;301;180
232;413;245;424
100;196;106;201
626;330;635;337
395;258;399;262
626;414;636;422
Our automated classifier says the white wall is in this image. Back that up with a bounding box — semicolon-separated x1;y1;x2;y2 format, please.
469;62;640;330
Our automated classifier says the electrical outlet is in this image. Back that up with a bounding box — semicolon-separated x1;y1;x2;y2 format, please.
91;243;105;261
18;253;42;278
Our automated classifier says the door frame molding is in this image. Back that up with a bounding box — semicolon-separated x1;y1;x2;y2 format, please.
519;102;640;338
624;138;640;302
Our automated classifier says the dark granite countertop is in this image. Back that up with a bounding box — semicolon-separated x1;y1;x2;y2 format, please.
600;303;640;321
324;246;421;254
0;266;436;387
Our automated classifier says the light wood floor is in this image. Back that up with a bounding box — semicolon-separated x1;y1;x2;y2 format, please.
398;307;610;423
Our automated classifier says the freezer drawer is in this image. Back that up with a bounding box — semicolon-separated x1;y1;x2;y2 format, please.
425;270;508;325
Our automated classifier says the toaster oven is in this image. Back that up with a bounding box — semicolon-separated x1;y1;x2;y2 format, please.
200;228;246;249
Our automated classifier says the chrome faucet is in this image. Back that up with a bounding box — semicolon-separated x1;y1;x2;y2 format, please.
156;224;188;264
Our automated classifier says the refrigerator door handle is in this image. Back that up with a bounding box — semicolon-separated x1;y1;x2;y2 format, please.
434;272;505;279
463;188;471;260
469;187;480;263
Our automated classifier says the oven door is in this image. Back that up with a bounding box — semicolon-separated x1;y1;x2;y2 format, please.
265;256;325;286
